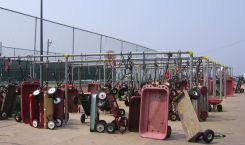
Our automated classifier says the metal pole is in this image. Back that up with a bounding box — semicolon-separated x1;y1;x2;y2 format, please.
189;54;193;89
99;35;102;84
121;41;123;52
103;62;106;85
212;63;216;97
64;57;68;124
219;66;223;98
72;27;75;60
34;17;37;59
78;66;81;88
40;0;44;86
33;17;37;78
71;66;74;82
0;42;2;56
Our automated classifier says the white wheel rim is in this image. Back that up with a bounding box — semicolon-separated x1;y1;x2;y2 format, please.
33;90;40;96
96;124;104;132
98;92;106;100
33;120;38;127
48;121;55;129
48;88;56;95
207;134;213;140
193;91;198;96
54;97;61;104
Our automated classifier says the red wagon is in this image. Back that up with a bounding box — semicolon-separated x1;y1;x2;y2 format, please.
139;85;171;140
15;81;39;123
128;96;141;132
48;87;65;127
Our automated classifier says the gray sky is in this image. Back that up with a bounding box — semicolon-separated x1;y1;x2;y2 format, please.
0;0;244;75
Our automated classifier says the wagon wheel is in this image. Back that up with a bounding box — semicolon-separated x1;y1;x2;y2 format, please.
203;129;214;143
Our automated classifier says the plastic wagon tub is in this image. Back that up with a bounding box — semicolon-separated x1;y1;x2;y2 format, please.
15;81;39;123
128;95;141;132
139;85;171;140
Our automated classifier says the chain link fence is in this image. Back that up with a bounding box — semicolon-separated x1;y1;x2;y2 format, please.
0;7;157;84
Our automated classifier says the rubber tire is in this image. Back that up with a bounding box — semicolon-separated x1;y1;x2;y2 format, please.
95;121;106;133
217;105;222;112
106;123;116;134
53;97;61;104
97;91;107;100
47;120;55;130
15;114;22;122
208;105;212;112
111;120;118;130
203;129;214;143
55;118;63;127
166;125;172;138
111;88;118;95
48;87;57;95
118;108;126;117
189;88;201;100
81;114;86;123
241;88;244;93
170;114;177;121
32;119;39;128
1;112;7;119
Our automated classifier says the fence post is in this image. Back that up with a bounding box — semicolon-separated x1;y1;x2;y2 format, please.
72;27;75;60
0;42;2;56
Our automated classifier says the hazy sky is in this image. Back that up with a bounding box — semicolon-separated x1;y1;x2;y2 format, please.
0;0;244;75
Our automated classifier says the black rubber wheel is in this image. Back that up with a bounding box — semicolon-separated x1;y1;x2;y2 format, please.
241;88;244;93
1;112;7;119
203;129;214;143
208;105;212;112
55;118;63;127
170;114;177;121
111;120;118;130
95;121;106;133
189;88;201;100
110;88;118;95
217;105;222;112
15;113;22;122
81;114;86;123
118;108;126;117
166;125;172;138
106;123;116;134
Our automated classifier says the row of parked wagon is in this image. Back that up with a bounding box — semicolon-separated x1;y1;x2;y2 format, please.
0;75;236;143
0;51;237;144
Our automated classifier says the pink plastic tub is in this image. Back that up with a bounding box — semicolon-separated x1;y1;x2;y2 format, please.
139;85;169;140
